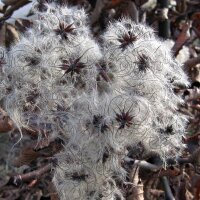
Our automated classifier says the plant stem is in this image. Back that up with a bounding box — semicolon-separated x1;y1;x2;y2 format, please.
158;0;170;38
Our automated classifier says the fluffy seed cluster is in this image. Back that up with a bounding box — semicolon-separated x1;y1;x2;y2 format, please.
0;2;189;200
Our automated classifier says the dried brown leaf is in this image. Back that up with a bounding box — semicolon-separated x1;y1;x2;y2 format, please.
6;23;19;47
0;108;13;133
34;137;50;151
15;18;33;33
2;0;19;6
0;23;6;46
172;22;190;57
13;147;39;167
191;12;200;33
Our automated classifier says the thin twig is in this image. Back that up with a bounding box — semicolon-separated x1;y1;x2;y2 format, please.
9;164;51;186
134;160;161;172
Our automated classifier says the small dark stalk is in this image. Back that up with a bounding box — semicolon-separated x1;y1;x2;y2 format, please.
157;0;170;39
161;176;175;200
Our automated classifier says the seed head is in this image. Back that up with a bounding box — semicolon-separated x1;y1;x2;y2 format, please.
92;115;109;133
118;31;137;49
70;172;88;182
54;22;75;40
115;109;133;129
137;54;149;72
60;57;86;77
